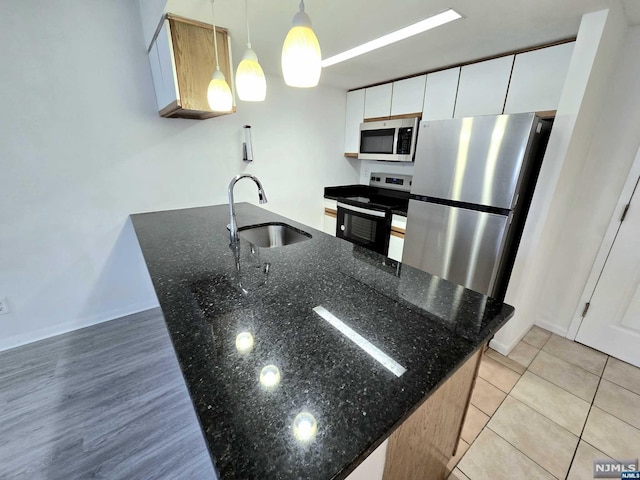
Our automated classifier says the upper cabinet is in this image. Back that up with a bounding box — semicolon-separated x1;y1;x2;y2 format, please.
148;14;235;120
343;42;576;155
390;75;426;116
344;89;365;154
364;84;393;119
504;42;575;114
422;67;460;121
454;56;514;118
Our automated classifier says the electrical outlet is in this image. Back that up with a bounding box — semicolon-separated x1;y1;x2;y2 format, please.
0;297;10;315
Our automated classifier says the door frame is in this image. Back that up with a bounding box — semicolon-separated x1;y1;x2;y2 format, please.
567;146;640;340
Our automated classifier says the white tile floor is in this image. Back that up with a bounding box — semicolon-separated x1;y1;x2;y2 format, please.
448;327;640;480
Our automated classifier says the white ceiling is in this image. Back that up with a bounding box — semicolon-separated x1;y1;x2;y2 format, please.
166;0;640;90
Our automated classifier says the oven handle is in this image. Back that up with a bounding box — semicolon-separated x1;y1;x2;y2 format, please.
337;202;387;218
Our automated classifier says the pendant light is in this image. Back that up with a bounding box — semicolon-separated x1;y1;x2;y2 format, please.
207;0;233;112
281;0;321;88
235;0;266;101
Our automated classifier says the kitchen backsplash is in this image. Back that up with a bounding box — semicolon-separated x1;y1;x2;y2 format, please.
358;160;415;185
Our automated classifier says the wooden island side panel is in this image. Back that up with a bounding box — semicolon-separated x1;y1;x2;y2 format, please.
382;348;482;480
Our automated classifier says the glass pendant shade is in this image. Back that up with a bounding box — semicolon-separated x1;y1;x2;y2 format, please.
207;69;233;112
236;48;267;101
281;4;321;88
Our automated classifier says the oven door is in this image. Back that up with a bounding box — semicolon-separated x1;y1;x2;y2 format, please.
336;202;391;255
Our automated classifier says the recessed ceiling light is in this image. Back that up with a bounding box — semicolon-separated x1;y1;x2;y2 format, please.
321;8;462;68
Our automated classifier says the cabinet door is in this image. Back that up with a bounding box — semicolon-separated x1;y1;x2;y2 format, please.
364;84;393;119
391;76;426;116
323;198;338;236
151;19;179;111
387;215;406;262
454;56;514;118
504;42;575;114
324;214;337;236
422;67;460;121
344;89;365;154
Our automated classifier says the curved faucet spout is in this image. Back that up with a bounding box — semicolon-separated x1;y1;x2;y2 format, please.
228;174;268;245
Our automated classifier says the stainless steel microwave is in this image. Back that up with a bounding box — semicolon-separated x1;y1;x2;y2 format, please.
358;117;419;162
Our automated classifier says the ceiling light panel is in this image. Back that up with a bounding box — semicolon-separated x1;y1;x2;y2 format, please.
321;9;462;68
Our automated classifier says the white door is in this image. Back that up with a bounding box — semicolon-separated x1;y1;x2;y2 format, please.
575;173;640;367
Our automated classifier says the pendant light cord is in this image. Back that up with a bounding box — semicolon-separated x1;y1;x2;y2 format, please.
245;0;251;48
210;0;221;72
299;0;304;12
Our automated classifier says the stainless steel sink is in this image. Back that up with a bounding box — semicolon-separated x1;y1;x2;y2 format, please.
237;222;312;248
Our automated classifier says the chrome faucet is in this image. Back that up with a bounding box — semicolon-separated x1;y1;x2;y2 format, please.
228;174;268;245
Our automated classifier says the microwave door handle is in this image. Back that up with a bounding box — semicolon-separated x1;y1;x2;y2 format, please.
393;127;400;155
337;202;387;218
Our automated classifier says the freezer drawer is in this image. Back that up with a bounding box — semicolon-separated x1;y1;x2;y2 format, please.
412;113;539;209
402;200;510;296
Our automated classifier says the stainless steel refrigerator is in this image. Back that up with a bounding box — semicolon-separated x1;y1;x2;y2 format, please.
402;113;551;300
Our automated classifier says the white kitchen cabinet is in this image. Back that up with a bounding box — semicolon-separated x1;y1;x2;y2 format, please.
364;84;393;119
504;42;575;114
422;67;460;121
148;20;179;112
387;214;406;262
344;89;365;154
323;198;337;236
454;55;514;118
390;75;426;116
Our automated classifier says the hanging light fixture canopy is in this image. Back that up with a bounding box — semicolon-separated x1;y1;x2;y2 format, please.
207;0;233;112
236;0;267;102
281;0;321;88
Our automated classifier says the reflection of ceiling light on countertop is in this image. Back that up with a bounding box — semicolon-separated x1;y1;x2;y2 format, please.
293;411;318;442
235;331;254;353
321;9;462;68
259;364;281;388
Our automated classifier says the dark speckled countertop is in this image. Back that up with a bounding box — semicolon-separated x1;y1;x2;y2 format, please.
130;203;514;480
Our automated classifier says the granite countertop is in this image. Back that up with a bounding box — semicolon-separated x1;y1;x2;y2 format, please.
130;203;514;480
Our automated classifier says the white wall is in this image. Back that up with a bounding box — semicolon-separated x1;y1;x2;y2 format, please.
491;5;629;353
139;0;168;47
539;25;640;334
0;0;358;351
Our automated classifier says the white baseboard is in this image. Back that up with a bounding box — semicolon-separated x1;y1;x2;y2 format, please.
488;337;511;356
535;319;569;338
489;328;528;355
0;300;160;353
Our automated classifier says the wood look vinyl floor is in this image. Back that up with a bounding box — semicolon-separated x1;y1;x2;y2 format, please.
0;308;216;480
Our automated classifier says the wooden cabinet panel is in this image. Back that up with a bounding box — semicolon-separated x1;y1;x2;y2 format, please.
504;42;574;114
148;14;235;120
364;84;393;119
345;89;365;154
346;440;388;480
422;67;460;121
383;349;482;480
454;56;514;118
390;75;426;116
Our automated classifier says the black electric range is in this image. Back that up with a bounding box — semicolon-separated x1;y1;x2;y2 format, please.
324;173;412;255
